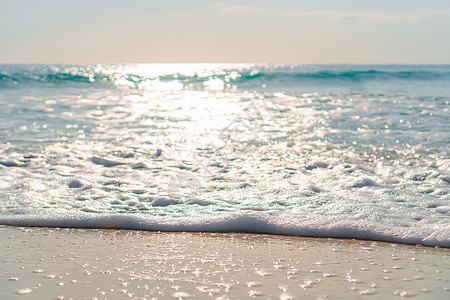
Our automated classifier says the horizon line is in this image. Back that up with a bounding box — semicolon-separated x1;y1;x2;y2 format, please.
1;62;450;66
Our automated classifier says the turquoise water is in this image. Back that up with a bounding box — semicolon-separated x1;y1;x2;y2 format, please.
0;64;449;246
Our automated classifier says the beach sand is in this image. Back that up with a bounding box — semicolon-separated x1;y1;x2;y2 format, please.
0;226;448;299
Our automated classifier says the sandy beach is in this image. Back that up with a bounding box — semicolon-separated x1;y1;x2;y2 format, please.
0;226;448;299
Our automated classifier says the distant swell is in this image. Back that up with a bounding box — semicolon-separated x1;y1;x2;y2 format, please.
0;73;110;87
239;70;450;82
1;65;450;89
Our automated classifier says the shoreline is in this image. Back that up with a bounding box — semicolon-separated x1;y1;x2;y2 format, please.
1;226;449;299
0;223;447;249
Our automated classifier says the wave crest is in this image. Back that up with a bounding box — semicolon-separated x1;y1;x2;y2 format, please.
1;64;449;90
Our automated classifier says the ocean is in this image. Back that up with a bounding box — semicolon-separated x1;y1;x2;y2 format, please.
0;64;448;247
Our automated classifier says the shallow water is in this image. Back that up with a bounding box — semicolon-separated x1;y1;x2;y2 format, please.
0;64;449;246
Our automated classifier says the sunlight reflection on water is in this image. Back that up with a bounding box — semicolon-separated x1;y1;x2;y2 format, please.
0;64;448;246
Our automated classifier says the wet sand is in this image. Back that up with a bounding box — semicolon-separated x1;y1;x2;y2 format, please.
0;226;448;299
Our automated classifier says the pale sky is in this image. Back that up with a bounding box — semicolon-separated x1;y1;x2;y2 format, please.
1;0;450;64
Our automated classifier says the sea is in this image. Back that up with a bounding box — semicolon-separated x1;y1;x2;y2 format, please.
0;64;448;247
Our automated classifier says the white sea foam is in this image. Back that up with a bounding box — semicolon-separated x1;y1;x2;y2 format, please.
0;144;448;246
0;211;448;247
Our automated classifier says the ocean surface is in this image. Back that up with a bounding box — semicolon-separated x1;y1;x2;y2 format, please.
0;64;449;247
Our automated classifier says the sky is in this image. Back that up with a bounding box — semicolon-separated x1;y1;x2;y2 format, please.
1;0;450;64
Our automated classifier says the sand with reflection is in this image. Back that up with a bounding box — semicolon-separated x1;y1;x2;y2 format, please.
1;226;448;299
